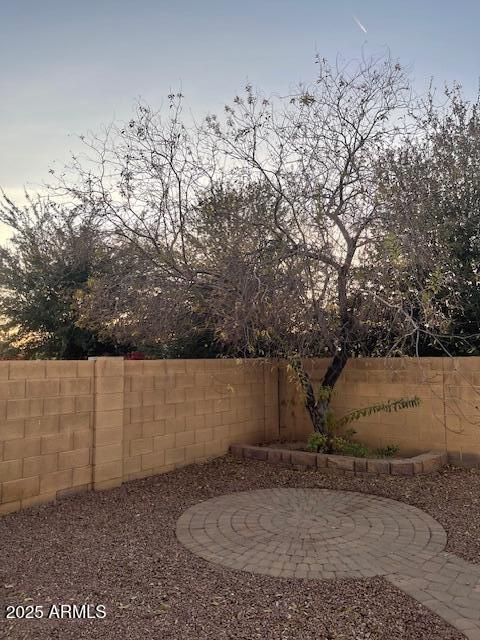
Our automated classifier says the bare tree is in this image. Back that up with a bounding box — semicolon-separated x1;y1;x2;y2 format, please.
53;53;455;436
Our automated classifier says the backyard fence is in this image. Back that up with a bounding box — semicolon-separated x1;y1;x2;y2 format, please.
0;356;479;515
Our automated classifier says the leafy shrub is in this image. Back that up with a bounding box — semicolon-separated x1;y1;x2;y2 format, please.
306;432;328;453
375;444;400;458
304;390;419;458
332;396;421;429
306;431;399;458
336;440;371;458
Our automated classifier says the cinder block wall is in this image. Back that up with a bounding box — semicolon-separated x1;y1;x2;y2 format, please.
0;357;278;515
3;355;480;516
0;360;94;516
122;358;279;482
279;357;480;467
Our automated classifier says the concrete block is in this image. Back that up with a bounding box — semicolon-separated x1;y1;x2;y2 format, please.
95;393;123;412
0;419;25;441
21;492;56;509
165;388;185;404
153;404;175;420
23;453;58;477
204;440;228;457
130;437;154;457
72;466;92;486
266;448;283;463
93;460;123;484
141;450;165;470
73;430;93;449
0;501;20;515
367;459;391;474
165;447;185;465
175;430;196;447
26;379;59;398
4;437;41;460
10;361;46;379
186;414;206;430
354;458;368;473
94;443;122;464
94;427;123;446
142;389;165;406
143;361;167;375
125;361;144;376
124;391;142;408
0;459;23;482
7;398;43;420
25;415;59;436
195;399;214;415
243;445;267;461
44;396;75;416
58;448;91;470
316;453;328;468
164;415;186;434
41;432;73;455
0;380;26;399
39;469;72;494
59;412;90;432
95;409;123;429
291;450;317;467
75;395;94;413
60;378;92;396
130;376;154;391
142;420;166;438
3;476;40;502
45;361;77;378
93;477;122;491
77;361;94;377
123;456;141;475
95;357;124;378
94;377;123;395
130;405;154;423
174;401;196;418
153;374;176;389
390;459;414;476
195;428;213;443
185;443;206;461
229;443;244;458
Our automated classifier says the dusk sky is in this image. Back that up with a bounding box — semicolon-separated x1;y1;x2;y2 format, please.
2;0;480;205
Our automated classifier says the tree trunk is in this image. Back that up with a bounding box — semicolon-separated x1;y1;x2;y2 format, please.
316;350;349;429
288;356;327;434
312;266;352;430
288;266;353;435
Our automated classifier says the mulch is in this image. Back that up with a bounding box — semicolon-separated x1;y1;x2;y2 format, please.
1;456;478;639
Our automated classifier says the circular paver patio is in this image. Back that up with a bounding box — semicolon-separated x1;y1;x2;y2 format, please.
176;488;447;579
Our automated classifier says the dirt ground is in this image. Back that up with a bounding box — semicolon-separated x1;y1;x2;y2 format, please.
1;456;478;639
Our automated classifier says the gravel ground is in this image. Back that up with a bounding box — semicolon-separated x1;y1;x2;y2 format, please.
1;456;478;640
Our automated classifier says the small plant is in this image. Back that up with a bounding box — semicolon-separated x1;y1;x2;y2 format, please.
337;440;371;458
306;431;400;459
305;388;419;457
375;444;400;458
306;432;328;453
333;396;421;429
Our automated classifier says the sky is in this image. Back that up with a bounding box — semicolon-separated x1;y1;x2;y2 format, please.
1;0;480;216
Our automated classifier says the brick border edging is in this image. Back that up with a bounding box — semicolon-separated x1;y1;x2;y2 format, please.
230;444;447;476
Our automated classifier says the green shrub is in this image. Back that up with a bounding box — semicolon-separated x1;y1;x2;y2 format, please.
306;431;399;459
375;444;400;458
336;440;371;458
306;432;328;453
303;389;418;458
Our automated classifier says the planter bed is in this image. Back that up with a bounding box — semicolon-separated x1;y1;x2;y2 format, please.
230;443;447;476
